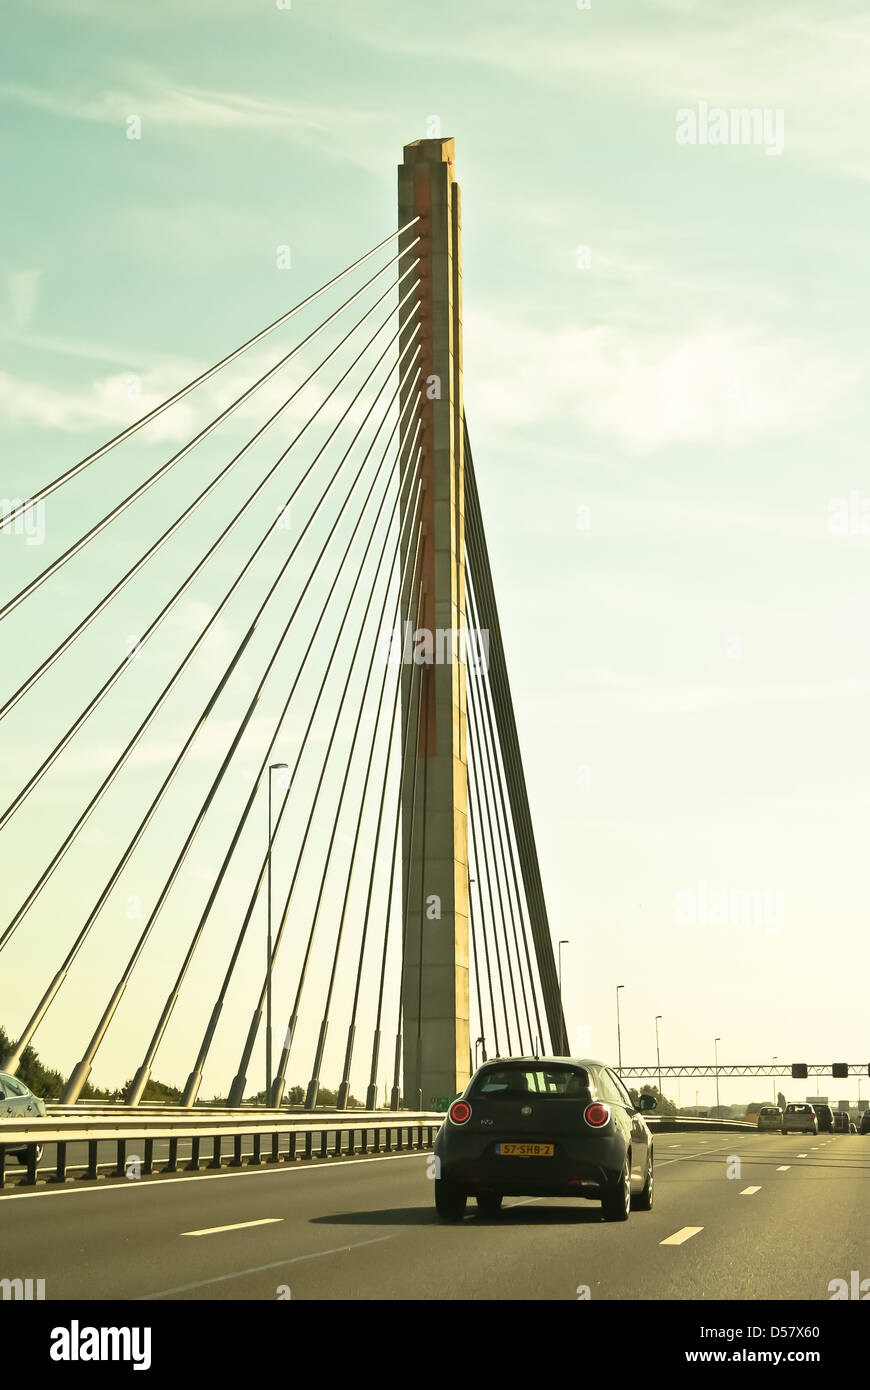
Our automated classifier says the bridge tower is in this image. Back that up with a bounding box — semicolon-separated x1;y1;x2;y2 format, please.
397;138;470;1108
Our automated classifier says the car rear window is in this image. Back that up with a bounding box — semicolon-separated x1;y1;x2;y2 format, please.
787;1104;811;1112
470;1065;591;1098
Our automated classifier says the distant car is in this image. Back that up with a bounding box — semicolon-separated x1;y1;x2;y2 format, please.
782;1102;818;1135
433;1057;656;1223
757;1106;782;1131
0;1071;46;1163
832;1111;850;1134
860;1112;870;1136
814;1104;834;1133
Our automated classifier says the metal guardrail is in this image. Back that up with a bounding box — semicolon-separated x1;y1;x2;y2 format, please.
0;1111;444;1189
646;1116;755;1132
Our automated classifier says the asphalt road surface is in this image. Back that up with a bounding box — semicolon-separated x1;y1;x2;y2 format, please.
2;1131;867;1300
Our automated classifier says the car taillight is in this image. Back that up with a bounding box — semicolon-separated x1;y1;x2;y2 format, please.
584;1102;611;1128
449;1100;471;1125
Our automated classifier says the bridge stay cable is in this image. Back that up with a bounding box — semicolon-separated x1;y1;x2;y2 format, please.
0;253;423;719
0;218;421;537
0;296;422;968
0;237;422;625
467;676;529;1056
463;417;566;1053
465;565;546;1054
123;395;423;1106
355;573;425;1111
202;436;425;1108
0;286;421;841
3;361;421;1081
467;742;512;1057
226;461;425;1107
57;357;423;1104
297;513;426;1110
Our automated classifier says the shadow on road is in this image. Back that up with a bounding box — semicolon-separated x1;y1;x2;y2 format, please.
310;1201;609;1227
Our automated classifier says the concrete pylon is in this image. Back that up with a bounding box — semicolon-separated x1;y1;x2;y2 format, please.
397;138;470;1109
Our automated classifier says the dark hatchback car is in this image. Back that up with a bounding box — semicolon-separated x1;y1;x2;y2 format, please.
860;1111;870;1136
814;1104;834;1133
433;1057;655;1222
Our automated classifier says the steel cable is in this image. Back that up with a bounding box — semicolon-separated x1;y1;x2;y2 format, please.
0;219;420;536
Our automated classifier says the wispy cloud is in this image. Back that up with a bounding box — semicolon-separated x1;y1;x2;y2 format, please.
568;667;870;717
465;308;858;451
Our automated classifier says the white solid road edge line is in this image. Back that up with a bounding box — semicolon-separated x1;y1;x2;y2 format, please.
660;1226;704;1246
181;1218;284;1237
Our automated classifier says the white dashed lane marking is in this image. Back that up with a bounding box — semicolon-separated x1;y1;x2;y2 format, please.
660;1226;704;1246
182;1218;283;1237
739;1186;762;1195
776;1165;791;1172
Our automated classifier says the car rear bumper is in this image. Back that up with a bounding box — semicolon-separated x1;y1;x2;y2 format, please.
435;1130;629;1196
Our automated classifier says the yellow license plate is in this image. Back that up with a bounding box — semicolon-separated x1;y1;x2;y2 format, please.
497;1142;554;1157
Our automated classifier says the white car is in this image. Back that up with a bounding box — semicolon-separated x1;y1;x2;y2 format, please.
0;1071;46;1163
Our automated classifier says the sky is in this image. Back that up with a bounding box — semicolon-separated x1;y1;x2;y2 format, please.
1;0;869;1109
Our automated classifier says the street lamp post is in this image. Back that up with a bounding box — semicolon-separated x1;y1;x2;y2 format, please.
558;940;569;997
772;1056;778;1104
616;985;624;1075
714;1037;721;1114
267;763;288;1106
558;940;569;1048
655;1015;662;1102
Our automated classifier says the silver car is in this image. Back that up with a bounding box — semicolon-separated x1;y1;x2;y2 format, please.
781;1102;818;1135
757;1105;782;1131
0;1071;46;1162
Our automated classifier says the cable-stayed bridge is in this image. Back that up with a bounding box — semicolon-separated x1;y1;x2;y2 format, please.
0;138;566;1114
2;141;868;1320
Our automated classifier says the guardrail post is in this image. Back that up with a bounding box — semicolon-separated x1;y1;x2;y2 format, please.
304;1131;313;1160
143;1139;154;1176
373;1126;381;1153
385;1127;393;1152
164;1137;179;1173
268;1132;280;1164
250;1133;262;1167
186;1137;201;1172
51;1140;69;1184
208;1136;222;1169
287;1133;297;1163
230;1135;243;1168
361;1128;368;1154
0;1145;6;1189
113;1138;126;1178
80;1138;101;1181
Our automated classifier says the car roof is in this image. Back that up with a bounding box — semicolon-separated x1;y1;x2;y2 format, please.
475;1056;606;1069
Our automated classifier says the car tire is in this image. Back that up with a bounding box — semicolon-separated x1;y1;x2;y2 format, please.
632;1152;654;1211
601;1158;631;1222
14;1144;43;1165
476;1192;503;1215
434;1178;467;1222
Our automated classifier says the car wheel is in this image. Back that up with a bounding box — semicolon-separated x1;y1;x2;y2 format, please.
632;1152;654;1211
14;1144;43;1165
476;1192;503;1215
434;1178;467;1222
601;1158;631;1222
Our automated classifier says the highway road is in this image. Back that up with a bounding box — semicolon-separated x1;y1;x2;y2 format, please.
1;1131;867;1301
